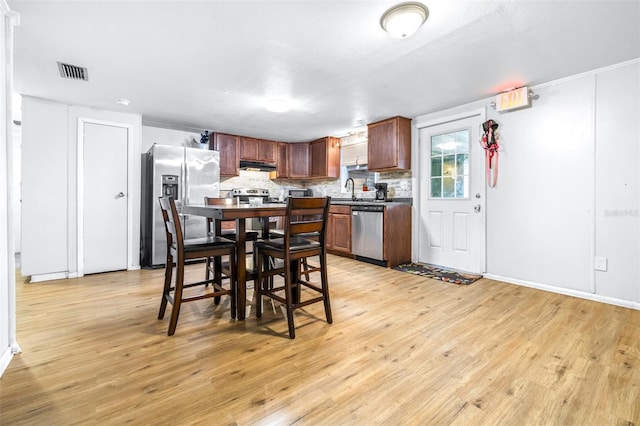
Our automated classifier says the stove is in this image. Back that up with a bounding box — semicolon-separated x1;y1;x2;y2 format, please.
230;188;270;204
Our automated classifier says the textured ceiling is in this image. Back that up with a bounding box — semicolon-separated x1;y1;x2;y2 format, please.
9;0;640;142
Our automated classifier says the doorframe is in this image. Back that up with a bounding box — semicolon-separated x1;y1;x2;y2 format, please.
76;118;135;277
412;107;487;273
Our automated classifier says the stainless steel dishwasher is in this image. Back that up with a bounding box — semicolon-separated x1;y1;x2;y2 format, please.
351;204;384;264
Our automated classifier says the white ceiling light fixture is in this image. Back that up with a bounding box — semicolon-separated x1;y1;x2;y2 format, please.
116;98;130;106
380;2;429;39
266;99;292;113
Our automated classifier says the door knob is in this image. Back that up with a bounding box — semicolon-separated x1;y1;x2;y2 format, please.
474;204;481;213
116;192;125;198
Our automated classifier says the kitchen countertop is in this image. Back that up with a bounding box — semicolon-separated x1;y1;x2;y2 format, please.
330;197;412;206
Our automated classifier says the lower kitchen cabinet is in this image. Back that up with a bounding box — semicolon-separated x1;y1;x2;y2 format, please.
326;202;411;267
326;205;351;255
382;204;412;267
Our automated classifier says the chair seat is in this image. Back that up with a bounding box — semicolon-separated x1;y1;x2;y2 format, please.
255;236;321;251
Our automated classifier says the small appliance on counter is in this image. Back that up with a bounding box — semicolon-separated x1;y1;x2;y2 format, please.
288;188;313;197
374;183;388;202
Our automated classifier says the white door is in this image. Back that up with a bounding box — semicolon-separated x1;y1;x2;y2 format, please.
418;114;485;274
83;122;128;274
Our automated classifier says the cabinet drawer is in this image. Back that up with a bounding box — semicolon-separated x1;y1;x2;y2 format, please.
330;205;351;215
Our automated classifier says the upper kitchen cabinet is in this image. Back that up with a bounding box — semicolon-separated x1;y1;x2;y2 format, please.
240;137;259;161
367;116;411;171
259;139;277;163
309;136;340;178
276;142;289;178
240;137;277;163
288;142;310;178
212;132;240;176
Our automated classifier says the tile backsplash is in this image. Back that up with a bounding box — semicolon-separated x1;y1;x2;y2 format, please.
221;169;412;200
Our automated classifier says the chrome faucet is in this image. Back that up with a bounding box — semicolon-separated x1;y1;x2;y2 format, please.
345;177;356;201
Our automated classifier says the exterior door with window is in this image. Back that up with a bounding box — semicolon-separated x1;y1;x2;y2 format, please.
418;114;485;273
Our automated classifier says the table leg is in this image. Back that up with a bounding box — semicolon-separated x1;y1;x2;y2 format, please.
236;217;247;320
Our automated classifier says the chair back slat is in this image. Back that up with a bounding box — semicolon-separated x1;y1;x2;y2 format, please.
158;197;184;255
284;197;330;247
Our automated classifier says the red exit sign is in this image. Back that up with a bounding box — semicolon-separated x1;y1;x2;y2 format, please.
496;87;530;112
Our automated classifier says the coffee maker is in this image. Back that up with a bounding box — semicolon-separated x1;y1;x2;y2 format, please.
374;183;388;202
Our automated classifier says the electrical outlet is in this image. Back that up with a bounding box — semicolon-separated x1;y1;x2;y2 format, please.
400;181;409;190
594;256;608;272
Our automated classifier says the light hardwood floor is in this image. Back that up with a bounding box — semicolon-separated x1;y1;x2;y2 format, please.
1;255;639;425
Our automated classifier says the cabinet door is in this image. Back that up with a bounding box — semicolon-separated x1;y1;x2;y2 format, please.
326;213;334;249
310;138;328;177
259;140;277;163
288;142;309;178
310;137;341;178
368;116;411;171
240;137;260;161
213;133;240;176
331;214;352;253
276;142;289;178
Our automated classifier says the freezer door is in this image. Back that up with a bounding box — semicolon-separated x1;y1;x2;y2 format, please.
184;148;220;206
182;148;220;241
150;145;185;266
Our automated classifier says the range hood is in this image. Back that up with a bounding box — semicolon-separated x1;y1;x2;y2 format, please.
239;160;277;172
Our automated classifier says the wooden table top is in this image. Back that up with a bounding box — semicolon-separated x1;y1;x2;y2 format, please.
183;203;287;220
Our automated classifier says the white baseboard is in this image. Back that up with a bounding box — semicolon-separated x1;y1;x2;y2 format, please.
0;346;14;377
483;273;640;311
29;272;70;283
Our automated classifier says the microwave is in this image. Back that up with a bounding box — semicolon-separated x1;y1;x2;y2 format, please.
288;188;313;197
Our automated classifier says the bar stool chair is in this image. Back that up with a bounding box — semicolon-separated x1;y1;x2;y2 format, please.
158;197;237;336
254;196;332;339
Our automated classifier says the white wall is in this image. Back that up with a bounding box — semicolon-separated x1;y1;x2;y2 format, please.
594;64;640;302
486;76;595;293
141;125;202;153
21;98;68;275
1;1;19;377
21;96;142;280
414;59;639;308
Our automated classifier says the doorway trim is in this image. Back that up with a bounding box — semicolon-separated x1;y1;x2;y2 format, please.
413;107;487;273
76;117;135;277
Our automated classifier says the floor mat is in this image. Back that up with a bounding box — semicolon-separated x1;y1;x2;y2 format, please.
393;262;482;285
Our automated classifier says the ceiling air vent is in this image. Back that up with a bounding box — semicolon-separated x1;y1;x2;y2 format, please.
57;62;88;81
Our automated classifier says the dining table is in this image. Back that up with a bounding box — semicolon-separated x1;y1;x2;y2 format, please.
182;202;287;320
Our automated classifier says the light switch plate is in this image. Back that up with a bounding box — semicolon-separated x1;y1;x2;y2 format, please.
594;256;608;272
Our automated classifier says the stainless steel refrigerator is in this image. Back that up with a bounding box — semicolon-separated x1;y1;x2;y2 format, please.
141;144;220;267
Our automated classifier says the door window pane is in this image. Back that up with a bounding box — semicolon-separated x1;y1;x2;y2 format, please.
431;157;441;177
431;177;442;197
430;129;470;199
443;177;455;197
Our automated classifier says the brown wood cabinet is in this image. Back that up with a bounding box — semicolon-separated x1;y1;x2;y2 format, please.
212;133;240;176
288;142;309;178
382;204;412;267
259;139;277;163
309;136;340;178
276;142;289;178
367;116;412;171
240;137;277;163
327;205;351;255
325;202;411;267
240;137;260;161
